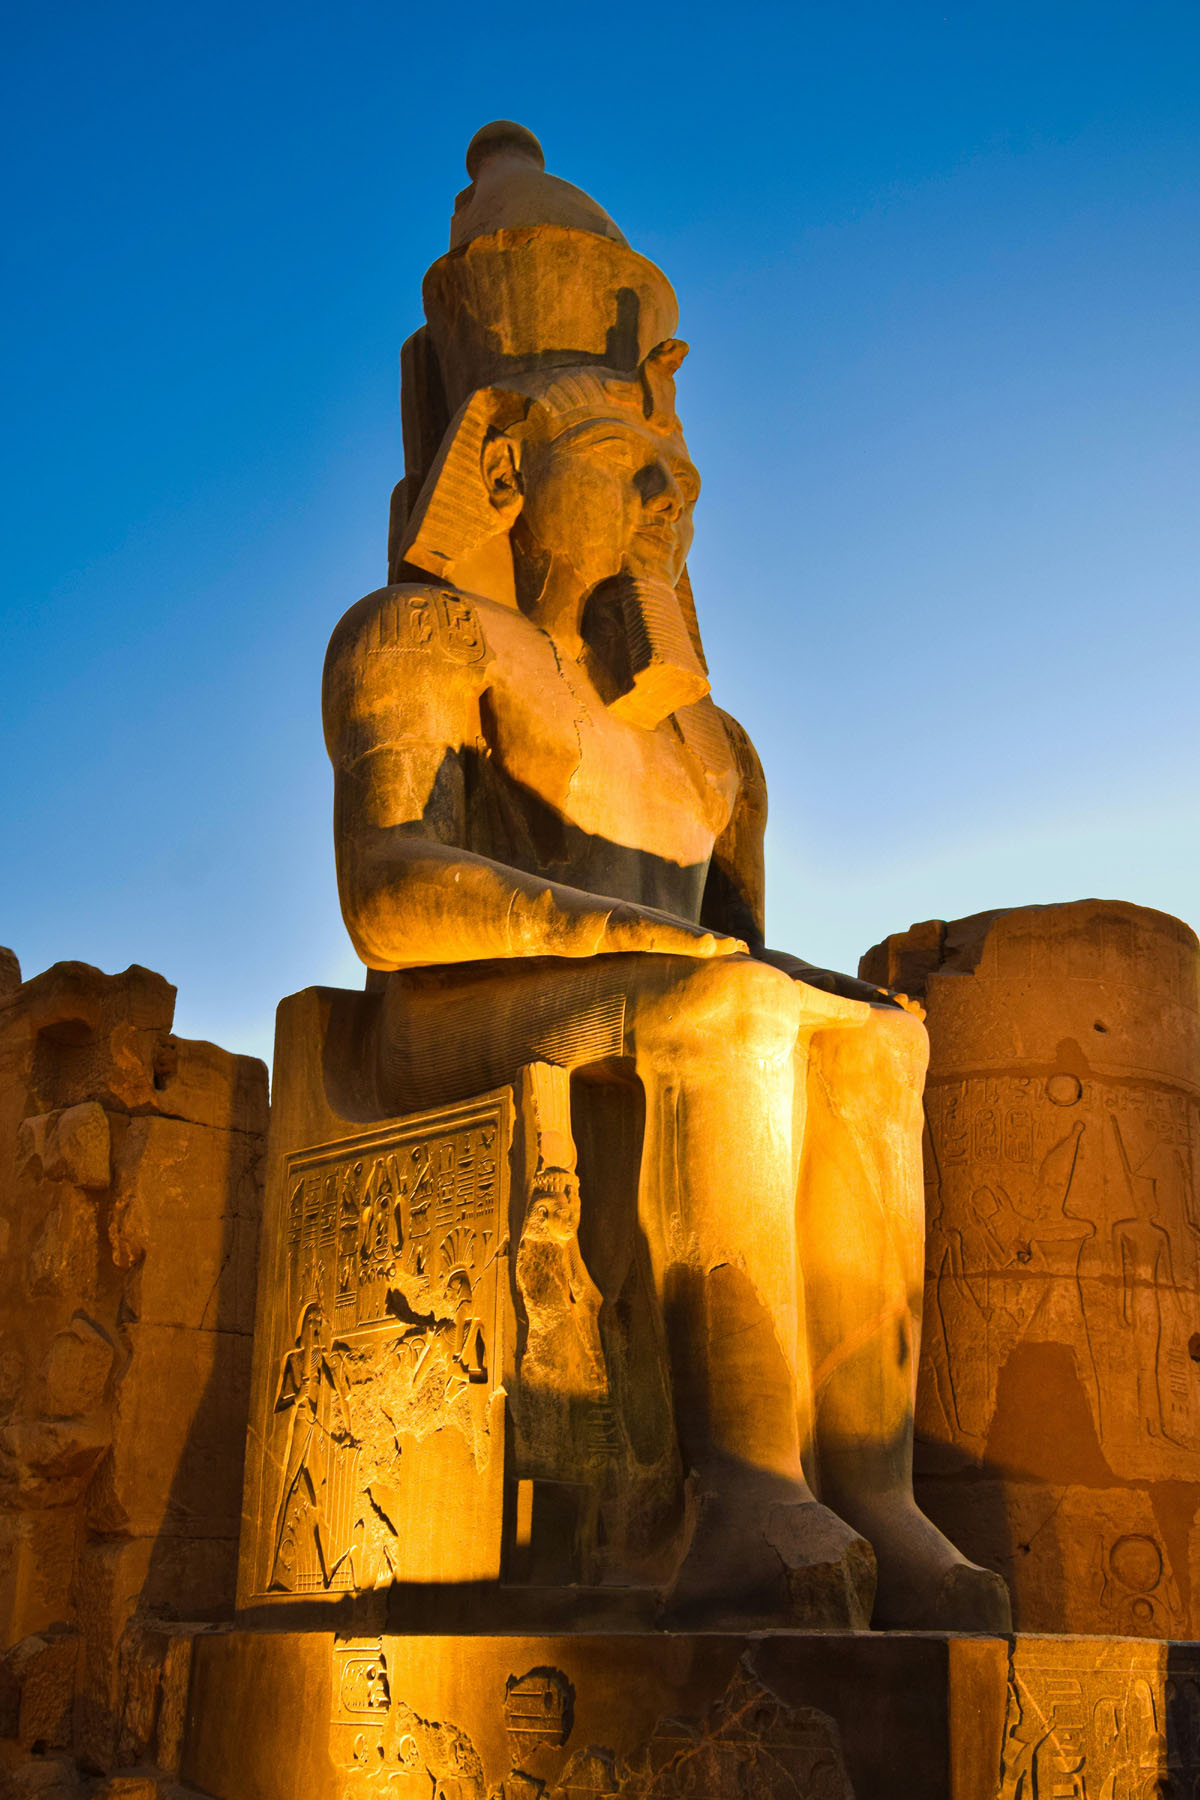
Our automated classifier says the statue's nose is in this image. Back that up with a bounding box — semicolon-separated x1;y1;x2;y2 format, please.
637;460;684;520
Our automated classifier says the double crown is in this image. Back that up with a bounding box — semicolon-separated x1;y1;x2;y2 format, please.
390;123;687;580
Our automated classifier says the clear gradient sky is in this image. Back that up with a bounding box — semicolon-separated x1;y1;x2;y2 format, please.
4;3;1198;1068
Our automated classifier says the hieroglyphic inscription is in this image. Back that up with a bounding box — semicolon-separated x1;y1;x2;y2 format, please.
330;1646;854;1800
252;1094;511;1598
999;1642;1183;1799
373;590;486;663
997;1486;1187;1639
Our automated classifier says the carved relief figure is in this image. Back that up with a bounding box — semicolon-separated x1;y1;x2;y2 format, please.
1079;1114;1195;1458
268;1301;354;1590
515;1166;613;1472
320;123;1009;1630
261;1103;509;1595
918;1095;1094;1457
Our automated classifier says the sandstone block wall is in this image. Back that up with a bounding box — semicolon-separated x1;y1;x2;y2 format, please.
862;900;1200;1636
0;952;266;1797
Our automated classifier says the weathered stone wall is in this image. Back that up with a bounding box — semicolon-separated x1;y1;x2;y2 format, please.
0;952;266;1797
862;900;1200;1636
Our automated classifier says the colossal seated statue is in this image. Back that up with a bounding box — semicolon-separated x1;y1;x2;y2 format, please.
247;122;1010;1635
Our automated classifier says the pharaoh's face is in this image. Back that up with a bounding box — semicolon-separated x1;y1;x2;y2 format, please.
514;408;700;592
525;1173;581;1243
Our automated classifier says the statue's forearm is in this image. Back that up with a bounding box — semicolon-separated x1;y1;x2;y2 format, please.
338;835;608;966
337;833;744;969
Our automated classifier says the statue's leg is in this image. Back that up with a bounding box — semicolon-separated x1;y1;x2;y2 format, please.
799;1003;1012;1631
371;952;878;1626
627;955;876;1630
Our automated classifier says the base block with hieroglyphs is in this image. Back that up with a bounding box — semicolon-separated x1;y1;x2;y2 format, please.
179;1628;1200;1800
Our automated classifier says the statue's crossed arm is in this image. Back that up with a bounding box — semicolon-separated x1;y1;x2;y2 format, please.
322;583;744;972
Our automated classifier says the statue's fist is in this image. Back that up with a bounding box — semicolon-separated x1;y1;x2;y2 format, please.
600;903;746;960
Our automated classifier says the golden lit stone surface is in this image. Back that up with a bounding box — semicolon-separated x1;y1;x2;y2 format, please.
258;120;1014;1639
180;1626;1200;1800
12;122;1200;1800
0;952;266;1791
862;900;1200;1636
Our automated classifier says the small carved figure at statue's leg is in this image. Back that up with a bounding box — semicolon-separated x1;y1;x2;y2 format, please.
800;1004;1012;1632
628;956;876;1630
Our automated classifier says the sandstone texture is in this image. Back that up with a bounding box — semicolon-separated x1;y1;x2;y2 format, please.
13;119;1200;1800
861;900;1200;1636
253;116;1009;1644
181;1626;1200;1800
0;953;266;1797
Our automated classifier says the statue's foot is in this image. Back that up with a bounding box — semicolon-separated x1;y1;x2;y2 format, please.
852;1496;1011;1633
662;1471;876;1631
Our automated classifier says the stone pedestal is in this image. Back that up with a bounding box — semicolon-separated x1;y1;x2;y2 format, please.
861;900;1200;1638
179;1627;1200;1800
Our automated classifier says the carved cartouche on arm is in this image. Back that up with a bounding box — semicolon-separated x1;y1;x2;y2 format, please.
322;582;745;970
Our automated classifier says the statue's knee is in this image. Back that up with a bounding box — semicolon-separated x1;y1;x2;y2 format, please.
633;955;802;1063
812;1000;928;1096
868;1002;929;1087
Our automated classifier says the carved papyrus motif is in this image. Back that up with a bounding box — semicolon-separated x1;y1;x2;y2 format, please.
251;1093;511;1598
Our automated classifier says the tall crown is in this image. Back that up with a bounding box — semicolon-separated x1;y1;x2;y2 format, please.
394;124;680;540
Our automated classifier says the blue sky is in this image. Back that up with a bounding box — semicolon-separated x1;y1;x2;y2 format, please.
4;2;1198;1067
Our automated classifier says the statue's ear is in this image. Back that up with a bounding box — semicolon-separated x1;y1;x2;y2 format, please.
399;387;529;582
480;430;522;520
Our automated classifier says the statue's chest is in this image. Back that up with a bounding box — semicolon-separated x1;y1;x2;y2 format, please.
483;635;735;864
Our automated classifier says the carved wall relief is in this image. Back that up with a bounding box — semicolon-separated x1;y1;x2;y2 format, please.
863;900;1200;1634
918;1077;1200;1480
329;1642;854;1800
245;1093;512;1599
998;1639;1186;1800
513;1065;614;1482
242;992;683;1607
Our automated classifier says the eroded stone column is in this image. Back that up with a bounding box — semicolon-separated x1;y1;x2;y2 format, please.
861;900;1200;1635
0;952;267;1792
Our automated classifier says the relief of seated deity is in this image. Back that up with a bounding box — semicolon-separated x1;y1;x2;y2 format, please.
306;121;1012;1634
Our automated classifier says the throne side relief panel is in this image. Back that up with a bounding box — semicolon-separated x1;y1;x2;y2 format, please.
241;1087;514;1602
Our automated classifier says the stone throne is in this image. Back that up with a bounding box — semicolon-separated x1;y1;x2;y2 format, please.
235;121;1012;1652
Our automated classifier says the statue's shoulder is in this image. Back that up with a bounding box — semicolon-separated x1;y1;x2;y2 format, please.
712;707;767;806
325;582;498;683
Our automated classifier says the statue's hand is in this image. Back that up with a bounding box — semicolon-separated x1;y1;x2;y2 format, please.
757;949;926;1020
599;901;747;960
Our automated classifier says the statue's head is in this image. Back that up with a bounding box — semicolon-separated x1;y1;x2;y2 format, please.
401;347;697;606
525;1167;582;1244
389;123;711;722
495;351;699;595
298;1302;324;1349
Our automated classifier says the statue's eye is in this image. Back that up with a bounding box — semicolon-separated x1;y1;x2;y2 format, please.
673;463;701;507
584;438;634;464
560;427;638;465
